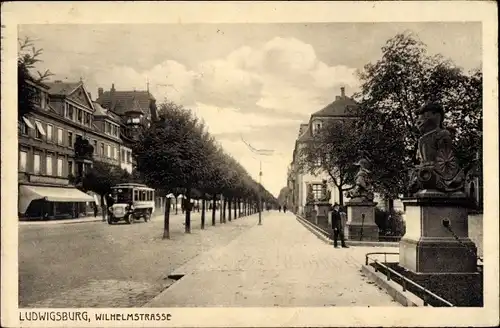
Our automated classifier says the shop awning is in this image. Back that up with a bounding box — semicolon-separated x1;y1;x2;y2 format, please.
35;121;46;136
18;185;95;214
22;116;35;129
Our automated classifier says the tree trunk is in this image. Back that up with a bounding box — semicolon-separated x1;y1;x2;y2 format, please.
223;197;227;223
163;197;171;239
228;198;232;221
338;186;344;206
220;195;224;224
388;198;394;214
201;197;206;229
175;197;178;215
212;194;217;226
185;187;191;233
234;199;237;219
100;194;106;221
238;198;241;217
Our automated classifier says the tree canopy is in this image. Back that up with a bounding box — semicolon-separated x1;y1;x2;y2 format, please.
133;100;277;206
297;31;482;202
18;37;53;119
354;31;482;196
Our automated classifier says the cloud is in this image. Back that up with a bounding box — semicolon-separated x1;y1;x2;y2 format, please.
190;102;302;136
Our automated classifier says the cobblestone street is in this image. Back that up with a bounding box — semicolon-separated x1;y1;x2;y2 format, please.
19;210;257;308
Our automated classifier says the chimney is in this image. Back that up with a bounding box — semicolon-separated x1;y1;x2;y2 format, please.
98;87;103;98
111;83;115;93
341;86;346;98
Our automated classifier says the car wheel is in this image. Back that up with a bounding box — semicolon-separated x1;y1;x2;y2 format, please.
144;213;150;222
107;216;113;225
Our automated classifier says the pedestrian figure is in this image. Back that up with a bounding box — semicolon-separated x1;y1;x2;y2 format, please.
93;203;98;217
331;203;348;248
279;205;282;212
283;205;287;213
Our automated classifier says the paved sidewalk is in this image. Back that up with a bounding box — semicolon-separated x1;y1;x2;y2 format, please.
145;211;400;307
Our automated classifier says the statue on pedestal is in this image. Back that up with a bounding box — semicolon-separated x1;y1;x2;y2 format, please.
347;158;375;202
408;102;465;197
318;180;331;202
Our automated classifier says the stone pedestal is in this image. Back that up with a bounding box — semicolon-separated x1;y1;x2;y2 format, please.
315;202;331;230
345;201;379;241
398;195;481;306
399;196;477;273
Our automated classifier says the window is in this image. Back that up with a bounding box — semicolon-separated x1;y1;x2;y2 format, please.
68;160;73;176
107;144;111;158
84;112;91;126
134;190;139;201
121;149;125;162
68;105;74;120
47;124;53;142
34;153;41;174
20;117;34;135
67;131;73;148
114;147;118;160
93;140;98;154
100;143;104;156
19;151;27;172
40;92;47;109
57;128;63;145
77;108;83;123
57;158;63;177
34;120;46;139
127;151;131;163
312;184;322;201
46;155;53;176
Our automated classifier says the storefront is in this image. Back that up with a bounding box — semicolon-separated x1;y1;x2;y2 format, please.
19;184;95;220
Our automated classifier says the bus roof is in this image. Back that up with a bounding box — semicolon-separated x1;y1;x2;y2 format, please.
112;183;153;190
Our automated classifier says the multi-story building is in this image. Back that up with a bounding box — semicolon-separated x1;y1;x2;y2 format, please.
18;79;125;219
288;87;391;215
95;83;161;204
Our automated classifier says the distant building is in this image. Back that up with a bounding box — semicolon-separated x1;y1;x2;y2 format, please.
288;87;391;215
95;84;159;172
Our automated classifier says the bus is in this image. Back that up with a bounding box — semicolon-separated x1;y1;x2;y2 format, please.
108;183;155;224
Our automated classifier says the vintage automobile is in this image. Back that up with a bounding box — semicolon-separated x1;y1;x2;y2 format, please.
107;183;155;224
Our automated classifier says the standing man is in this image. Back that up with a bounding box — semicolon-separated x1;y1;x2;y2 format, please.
331;203;348;248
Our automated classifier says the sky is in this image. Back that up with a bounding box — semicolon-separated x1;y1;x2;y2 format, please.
18;23;481;197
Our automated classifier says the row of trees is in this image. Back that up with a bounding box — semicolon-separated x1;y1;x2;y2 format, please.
299;32;482;211
133;101;277;237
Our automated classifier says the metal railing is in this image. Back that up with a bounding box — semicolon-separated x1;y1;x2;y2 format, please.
365;252;454;307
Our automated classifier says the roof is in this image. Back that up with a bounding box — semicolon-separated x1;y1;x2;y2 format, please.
92;102;122;124
45;81;82;96
96;90;155;116
298;124;308;137
311;96;358;118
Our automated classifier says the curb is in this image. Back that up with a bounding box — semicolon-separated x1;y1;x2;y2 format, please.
296;215;400;247
19;218;105;226
360;264;425;307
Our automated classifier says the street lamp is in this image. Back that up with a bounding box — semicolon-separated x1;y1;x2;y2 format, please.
240;135;274;226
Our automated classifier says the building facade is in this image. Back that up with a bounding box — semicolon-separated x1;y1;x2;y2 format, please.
288;87;390;215
18;80;127;219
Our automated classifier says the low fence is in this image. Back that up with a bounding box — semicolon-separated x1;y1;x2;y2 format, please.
300;214;403;242
365;252;454;307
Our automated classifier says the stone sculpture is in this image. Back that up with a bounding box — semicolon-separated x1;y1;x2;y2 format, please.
318;180;331;202
408;102;465;197
346;158;374;202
